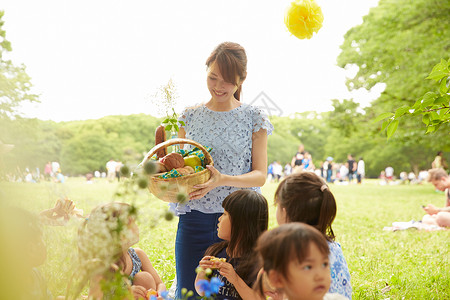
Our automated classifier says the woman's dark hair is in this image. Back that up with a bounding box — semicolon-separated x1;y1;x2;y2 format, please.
254;223;329;295
274;172;336;241
206;189;268;281
206;42;247;101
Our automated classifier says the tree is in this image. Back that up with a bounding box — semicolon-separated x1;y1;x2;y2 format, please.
338;0;450;107
0;11;39;119
375;59;450;137
336;0;450;172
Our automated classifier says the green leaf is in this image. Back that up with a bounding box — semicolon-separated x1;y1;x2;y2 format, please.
426;125;436;134
422;113;430;126
162;118;170;124
394;106;410;118
426;59;449;82
386;119;399;138
411;99;422;109
374;112;394;122
381;119;389;131
434;95;449;105
179;121;185;126
165;124;172;131
439;78;449;95
173;124;179;132
430;112;441;124
421;92;437;108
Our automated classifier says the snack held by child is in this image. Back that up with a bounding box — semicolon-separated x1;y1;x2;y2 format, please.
255;223;348;300
274;172;352;299
76;202;166;299
195;190;269;300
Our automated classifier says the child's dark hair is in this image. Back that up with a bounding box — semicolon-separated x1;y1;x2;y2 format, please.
254;223;329;295
206;189;269;280
274;172;336;241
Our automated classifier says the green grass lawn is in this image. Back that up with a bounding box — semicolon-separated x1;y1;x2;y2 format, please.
1;178;449;299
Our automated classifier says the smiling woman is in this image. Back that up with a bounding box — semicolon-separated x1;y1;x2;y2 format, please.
172;41;274;299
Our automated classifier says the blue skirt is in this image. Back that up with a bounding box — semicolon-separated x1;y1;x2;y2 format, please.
175;210;222;299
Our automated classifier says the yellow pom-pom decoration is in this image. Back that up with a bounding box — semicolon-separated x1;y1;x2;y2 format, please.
285;0;324;39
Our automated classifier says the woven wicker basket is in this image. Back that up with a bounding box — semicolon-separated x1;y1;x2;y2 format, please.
140;138;213;202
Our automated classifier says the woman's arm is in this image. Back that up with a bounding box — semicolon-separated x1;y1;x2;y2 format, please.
135;248;166;293
189;129;268;200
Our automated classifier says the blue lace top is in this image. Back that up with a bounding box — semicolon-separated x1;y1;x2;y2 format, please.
329;242;352;299
170;103;273;215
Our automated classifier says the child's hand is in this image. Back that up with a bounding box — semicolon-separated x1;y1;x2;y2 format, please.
130;285;147;299
217;262;239;285
198;255;215;270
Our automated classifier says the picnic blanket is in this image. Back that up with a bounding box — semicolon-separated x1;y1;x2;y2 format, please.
383;220;446;232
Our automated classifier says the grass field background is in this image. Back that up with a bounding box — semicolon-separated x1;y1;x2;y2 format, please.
0;178;449;299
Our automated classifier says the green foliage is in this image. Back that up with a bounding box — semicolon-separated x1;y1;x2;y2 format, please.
377;59;450;138
0;11;39;119
0;114;161;176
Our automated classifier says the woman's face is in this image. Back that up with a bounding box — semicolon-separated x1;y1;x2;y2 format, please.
217;210;231;241
207;62;239;103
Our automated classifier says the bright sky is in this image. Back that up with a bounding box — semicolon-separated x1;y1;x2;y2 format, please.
2;0;382;121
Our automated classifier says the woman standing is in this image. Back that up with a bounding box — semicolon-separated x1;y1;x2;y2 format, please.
174;42;273;298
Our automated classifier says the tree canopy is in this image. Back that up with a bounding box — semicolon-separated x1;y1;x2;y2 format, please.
0;11;39;119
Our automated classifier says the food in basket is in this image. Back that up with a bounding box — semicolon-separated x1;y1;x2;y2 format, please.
155;125;167;159
176;166;195;176
160;152;184;170
154;161;168;173
183;155;202;168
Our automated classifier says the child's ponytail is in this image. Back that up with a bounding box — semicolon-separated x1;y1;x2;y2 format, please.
318;184;336;241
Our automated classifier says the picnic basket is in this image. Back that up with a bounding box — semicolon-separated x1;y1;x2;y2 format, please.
140;138;213;202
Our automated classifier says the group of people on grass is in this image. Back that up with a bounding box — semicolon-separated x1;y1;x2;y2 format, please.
1;42;449;300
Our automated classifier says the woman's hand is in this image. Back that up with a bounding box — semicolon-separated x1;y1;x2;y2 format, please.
190;165;223;200
218;262;239;285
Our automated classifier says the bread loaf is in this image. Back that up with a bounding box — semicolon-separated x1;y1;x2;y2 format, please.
155;125;167;159
160;152;184;170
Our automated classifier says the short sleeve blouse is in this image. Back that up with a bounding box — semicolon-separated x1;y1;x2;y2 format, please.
170;103;273;215
328;241;352;299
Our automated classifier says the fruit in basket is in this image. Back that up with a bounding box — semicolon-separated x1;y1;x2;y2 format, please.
160;152;184;170
183;155;202;168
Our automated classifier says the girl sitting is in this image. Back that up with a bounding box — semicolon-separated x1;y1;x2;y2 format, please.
274;172;352;299
255;223;348;300
76;202;166;299
195;190;269;300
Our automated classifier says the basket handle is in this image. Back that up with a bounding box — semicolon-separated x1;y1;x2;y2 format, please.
139;138;214;167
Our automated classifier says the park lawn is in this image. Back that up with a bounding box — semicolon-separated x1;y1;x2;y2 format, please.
0;178;449;299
